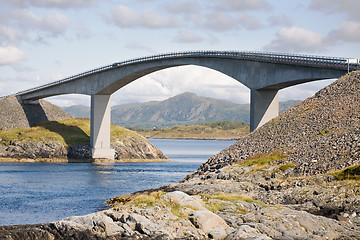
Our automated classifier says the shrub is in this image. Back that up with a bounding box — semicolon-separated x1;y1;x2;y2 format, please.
239;151;288;167
279;163;296;171
331;165;360;181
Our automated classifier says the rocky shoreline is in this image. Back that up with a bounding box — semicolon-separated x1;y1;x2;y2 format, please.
0;137;168;162
1;166;359;240
0;72;359;239
0;96;169;162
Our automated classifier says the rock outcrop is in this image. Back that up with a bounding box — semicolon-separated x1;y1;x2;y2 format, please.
1;190;358;239
188;71;360;178
1;72;360;239
0;97;168;161
0;140;168;161
0;96;73;130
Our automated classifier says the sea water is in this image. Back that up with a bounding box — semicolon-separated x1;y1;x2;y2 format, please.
0;139;235;226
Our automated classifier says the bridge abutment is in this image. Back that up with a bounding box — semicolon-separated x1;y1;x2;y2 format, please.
90;94;115;160
250;89;279;132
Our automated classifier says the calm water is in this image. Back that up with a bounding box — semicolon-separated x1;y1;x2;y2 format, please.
0;139;235;226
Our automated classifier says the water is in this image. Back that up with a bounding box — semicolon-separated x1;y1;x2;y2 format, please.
0;139;235;226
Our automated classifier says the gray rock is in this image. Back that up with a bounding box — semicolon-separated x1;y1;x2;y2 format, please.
225;225;271;240
162;191;207;211
123;212;171;238
189;210;230;240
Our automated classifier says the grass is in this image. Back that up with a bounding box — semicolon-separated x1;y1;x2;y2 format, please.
319;129;331;135
132;191;166;207
107;190;199;221
107;191;166;207
200;193;267;211
0;118;145;147
134;121;249;140
279;163;296;171
331;165;360;181
237;151;288;167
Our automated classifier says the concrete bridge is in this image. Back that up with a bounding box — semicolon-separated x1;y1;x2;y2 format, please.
13;51;359;159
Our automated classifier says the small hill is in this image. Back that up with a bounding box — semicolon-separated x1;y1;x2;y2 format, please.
0;118;168;162
0;97;168;162
0;96;73;129
189;71;360;178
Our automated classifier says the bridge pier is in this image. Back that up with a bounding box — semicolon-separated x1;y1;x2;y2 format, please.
250;89;279;132
90;94;115;160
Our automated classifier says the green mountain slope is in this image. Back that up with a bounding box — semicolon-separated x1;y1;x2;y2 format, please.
61;92;300;128
61;105;91;118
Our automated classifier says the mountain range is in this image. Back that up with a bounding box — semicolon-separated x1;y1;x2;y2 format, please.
61;92;300;129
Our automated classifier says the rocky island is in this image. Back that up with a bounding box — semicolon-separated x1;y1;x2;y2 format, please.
0;96;168;162
0;71;359;239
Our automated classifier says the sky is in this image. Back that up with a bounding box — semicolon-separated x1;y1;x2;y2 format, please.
0;0;359;107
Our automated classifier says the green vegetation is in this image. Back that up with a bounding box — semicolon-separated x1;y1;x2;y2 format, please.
200;121;248;130
134;121;249;140
297;107;312;115
279;163;296;171
200;193;267;212
331;165;360;181
0;118;145;147
237;151;288;167
107;191;198;220
319;129;331;135
131;191;166;207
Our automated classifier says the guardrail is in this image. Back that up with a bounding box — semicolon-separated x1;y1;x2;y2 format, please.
7;51;360;98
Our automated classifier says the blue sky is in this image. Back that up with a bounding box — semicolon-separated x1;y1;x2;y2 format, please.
0;0;359;106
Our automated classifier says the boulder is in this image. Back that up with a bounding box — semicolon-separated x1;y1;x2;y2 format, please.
189;210;230;240
162;191;207;211
225;225;271;240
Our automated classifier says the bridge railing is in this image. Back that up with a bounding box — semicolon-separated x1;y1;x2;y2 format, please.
9;51;360;97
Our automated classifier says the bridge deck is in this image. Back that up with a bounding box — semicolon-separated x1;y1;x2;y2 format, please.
9;51;360;98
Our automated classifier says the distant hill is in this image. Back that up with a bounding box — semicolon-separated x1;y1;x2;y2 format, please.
61;92;300;129
61;105;91;119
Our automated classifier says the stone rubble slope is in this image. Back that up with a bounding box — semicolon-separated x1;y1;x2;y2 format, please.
3;191;358;240
188;71;360;178
0;96;73;130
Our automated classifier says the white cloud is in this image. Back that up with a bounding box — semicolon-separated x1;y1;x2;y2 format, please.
11;10;70;37
111;66;250;105
214;0;272;11
0;25;22;43
203;11;237;31
310;0;360;20
47;94;90;107
109;5;179;29
163;1;200;15
173;31;203;43
5;0;98;9
0;45;26;65
280;79;335;101
327;21;360;42
125;42;154;53
268;15;292;27
264;27;326;53
238;13;263;30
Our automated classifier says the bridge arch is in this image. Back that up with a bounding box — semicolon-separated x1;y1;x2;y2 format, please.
15;51;357;159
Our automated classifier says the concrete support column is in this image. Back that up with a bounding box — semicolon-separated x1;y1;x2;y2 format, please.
90;94;115;159
250;89;279;132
